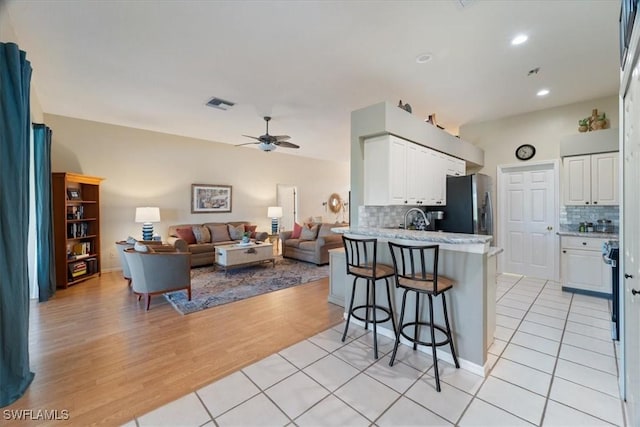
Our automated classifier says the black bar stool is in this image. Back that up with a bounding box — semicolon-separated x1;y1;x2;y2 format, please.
387;241;459;392
342;235;397;359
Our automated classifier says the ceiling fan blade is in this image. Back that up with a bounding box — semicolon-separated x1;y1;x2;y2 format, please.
235;142;260;147
273;135;291;141
275;141;300;149
242;135;262;141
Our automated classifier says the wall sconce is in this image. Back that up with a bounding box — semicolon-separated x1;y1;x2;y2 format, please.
267;206;283;234
135;207;161;241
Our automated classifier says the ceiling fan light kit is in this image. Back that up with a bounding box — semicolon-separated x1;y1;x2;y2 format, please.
236;116;300;152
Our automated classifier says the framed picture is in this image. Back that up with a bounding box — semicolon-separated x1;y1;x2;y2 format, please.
67;188;81;200
191;184;232;213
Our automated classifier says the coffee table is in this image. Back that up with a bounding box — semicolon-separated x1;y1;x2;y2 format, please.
215;242;275;273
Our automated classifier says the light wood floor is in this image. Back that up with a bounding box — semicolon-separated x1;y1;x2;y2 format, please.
5;270;344;426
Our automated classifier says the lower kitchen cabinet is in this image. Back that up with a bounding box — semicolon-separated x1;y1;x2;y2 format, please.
560;236;611;296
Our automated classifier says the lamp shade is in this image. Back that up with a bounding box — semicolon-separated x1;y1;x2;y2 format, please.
267;206;283;218
135;207;161;223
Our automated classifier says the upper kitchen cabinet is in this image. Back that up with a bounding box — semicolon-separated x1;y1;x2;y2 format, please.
563;152;619;206
364;134;445;206
446;156;466;177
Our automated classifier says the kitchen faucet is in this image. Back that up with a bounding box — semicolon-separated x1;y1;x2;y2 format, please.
404;208;430;230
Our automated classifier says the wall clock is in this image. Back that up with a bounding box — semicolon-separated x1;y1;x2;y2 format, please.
515;144;536;161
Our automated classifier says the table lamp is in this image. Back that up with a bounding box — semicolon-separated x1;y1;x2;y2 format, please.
267;206;283;234
135;207;161;241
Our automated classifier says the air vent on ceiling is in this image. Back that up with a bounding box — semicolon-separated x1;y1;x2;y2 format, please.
206;97;235;111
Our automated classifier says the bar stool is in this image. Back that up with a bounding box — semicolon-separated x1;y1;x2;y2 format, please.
342;235;397;359
387;241;459;392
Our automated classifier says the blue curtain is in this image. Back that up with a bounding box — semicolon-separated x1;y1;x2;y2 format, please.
33;124;56;302
0;43;35;407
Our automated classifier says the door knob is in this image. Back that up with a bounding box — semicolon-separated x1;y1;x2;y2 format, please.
625;273;634;279
632;289;640;296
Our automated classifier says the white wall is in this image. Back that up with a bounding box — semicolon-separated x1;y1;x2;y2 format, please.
46;114;349;269
1;3;44;122
460;95;618;187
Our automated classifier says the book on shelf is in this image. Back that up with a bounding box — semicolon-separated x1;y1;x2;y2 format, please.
69;260;87;278
67;222;89;238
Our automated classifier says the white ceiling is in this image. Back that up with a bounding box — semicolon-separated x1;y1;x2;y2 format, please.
5;0;620;162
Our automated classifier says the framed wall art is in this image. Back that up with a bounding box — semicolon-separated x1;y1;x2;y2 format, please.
191;184;232;213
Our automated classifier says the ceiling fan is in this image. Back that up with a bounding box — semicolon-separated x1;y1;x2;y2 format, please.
237;116;300;152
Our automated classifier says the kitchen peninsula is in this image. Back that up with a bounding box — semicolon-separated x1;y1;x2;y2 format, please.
329;226;500;376
334;102;500;376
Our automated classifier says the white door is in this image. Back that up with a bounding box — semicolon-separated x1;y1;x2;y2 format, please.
623;58;640;426
276;184;297;231
499;162;558;280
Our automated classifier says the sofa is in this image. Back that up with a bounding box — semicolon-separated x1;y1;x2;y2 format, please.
279;223;342;265
167;222;268;267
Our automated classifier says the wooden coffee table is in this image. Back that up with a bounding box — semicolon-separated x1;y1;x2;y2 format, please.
215;242;275;273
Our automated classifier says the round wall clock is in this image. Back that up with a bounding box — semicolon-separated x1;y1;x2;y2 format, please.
515;144;536;161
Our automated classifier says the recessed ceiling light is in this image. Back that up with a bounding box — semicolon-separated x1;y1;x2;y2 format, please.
511;34;528;45
416;53;433;64
537;89;550;97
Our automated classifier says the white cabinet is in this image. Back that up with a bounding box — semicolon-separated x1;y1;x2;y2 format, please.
560;236;611;296
591;152;619;205
425;151;446;206
446;156;466;177
364;135;446;206
364;135;405;205
563;152;619;206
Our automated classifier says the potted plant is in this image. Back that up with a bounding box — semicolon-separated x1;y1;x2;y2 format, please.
241;231;251;244
578;118;589;132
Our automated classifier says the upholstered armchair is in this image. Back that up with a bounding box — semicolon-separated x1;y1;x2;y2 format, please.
115;240;167;286
115;241;135;285
124;248;192;310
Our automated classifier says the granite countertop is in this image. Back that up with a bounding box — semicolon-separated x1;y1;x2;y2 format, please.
556;230;619;239
331;226;497;254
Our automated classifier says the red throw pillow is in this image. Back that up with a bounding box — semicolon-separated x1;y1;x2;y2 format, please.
175;227;196;244
291;222;303;239
245;224;257;238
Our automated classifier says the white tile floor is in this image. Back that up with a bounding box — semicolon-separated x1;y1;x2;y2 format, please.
126;274;626;426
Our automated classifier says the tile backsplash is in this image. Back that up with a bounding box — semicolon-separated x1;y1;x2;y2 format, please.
560;205;619;232
358;205;409;228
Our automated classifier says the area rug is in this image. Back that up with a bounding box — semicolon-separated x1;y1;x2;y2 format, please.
165;258;329;315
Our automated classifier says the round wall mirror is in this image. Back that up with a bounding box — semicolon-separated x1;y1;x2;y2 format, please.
328;193;342;214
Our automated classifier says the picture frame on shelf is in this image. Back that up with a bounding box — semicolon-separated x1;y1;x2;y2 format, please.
67;188;81;200
191;184;232;213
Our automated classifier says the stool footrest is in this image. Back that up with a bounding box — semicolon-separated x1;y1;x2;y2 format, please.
399;322;452;347
351;304;393;324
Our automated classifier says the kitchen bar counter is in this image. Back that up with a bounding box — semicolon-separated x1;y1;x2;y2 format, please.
556;230;619;239
331;226;492;254
329;227;499;376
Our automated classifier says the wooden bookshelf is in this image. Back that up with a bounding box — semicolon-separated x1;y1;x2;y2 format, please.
52;172;104;288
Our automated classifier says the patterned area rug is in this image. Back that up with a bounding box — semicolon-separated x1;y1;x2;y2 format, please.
165;258;329;315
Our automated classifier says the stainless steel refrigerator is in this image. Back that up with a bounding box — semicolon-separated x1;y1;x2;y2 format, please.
438;173;493;237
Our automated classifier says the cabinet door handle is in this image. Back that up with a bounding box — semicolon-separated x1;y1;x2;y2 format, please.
562;250;566;253
625;273;634;279
632;289;640;296
582;242;587;245
586;202;590;205
594;201;598;205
